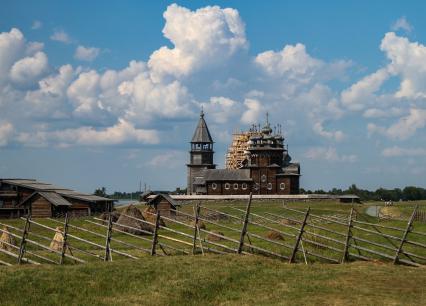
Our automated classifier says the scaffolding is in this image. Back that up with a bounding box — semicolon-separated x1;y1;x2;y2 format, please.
225;130;261;169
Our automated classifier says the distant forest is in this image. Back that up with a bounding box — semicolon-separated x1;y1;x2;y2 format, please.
94;185;426;202
301;184;426;202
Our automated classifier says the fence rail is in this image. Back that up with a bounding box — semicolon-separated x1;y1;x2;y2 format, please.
0;196;425;268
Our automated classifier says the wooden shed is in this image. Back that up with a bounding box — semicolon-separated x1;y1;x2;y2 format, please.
0;179;113;218
147;194;179;218
20;191;73;218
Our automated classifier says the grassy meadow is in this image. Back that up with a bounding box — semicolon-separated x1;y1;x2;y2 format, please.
0;254;426;305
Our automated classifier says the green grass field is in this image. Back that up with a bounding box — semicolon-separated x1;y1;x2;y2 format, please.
0;255;425;306
0;200;425;305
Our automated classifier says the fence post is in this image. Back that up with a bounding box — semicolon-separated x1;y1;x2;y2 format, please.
192;202;201;255
151;212;161;256
289;207;310;263
342;208;354;263
59;213;69;265
17;213;31;264
104;212;113;261
393;205;418;265
237;193;252;254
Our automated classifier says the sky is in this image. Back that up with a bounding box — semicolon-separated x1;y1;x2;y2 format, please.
1;1;426;193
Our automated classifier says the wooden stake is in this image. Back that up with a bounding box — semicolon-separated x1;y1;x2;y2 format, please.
289;207;310;263
17;213;31;264
394;205;418;265
60;213;69;265
237;193;252;254
192;202;201;255
342;208;354;263
151;212;161;256
104;211;113;261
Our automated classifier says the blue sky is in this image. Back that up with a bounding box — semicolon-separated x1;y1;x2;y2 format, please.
1;1;426;193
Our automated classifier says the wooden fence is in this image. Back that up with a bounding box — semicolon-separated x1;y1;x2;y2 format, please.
0;194;425;267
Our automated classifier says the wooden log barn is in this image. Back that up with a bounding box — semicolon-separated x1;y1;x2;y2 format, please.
0;179;113;218
147;194;179;218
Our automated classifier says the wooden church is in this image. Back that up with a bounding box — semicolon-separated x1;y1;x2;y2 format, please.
187;111;301;195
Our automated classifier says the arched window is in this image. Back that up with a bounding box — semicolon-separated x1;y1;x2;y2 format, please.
261;174;267;183
254;183;259;191
211;183;217;190
267;183;272;190
233;183;239;190
279;182;286;190
225;183;231;190
242;183;247;190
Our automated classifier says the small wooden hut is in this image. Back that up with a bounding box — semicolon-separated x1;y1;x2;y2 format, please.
147;194;178;218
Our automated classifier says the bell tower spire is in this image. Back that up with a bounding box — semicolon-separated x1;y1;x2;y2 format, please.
187;111;216;194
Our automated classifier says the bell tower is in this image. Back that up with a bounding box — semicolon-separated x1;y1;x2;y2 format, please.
187;110;216;194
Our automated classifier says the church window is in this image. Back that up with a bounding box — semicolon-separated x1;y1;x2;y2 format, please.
233;183;239;190
242;183;247;190
225;183;231;190
211;183;217;190
267;183;272;190
280;183;286;190
261;174;267;183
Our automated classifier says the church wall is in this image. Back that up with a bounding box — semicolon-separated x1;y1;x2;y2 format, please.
206;181;252;195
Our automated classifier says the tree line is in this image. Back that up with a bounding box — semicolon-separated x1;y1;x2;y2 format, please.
300;184;426;201
95;185;426;202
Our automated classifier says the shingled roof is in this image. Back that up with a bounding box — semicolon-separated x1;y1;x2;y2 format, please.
191;110;213;143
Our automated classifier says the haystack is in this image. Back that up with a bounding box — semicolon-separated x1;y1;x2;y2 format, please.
207;231;224;242
0;226;16;251
50;226;65;251
99;210;121;223
114;205;153;235
266;231;284;241
142;206;165;226
280;218;299;226
190;220;206;230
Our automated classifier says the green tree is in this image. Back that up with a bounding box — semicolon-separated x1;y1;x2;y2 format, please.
94;187;107;197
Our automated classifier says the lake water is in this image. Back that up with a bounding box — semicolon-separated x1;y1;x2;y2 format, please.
365;205;380;217
114;199;139;206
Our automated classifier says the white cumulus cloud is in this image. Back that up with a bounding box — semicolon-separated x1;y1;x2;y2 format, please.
9;51;49;86
31;20;42;30
391;16;413;33
382;146;426;157
74;45;100;61
148;4;247;81
0;122;14;146
50;29;71;44
305;147;357;163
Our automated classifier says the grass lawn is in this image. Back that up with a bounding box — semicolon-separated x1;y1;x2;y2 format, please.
0;255;425;306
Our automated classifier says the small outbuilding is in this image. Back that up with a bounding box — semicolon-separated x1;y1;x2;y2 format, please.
339;195;361;204
147;194;179;218
0;178;113;218
140;190;154;202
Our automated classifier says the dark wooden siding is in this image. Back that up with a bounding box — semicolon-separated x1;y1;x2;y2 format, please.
31;196;52;218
